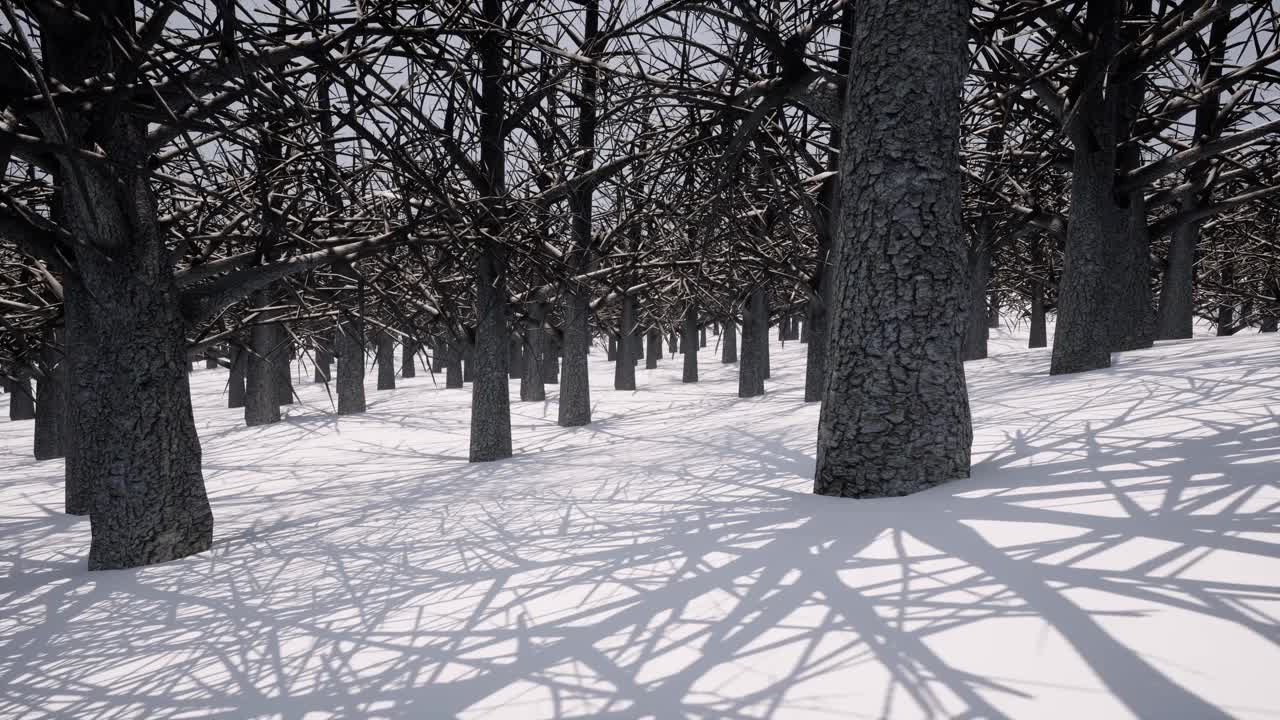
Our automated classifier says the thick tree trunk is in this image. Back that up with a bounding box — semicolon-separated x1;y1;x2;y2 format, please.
606;334;618;362
682;303;699;383
761;296;771;380
721;319;738;364
615;296;637;390
558;292;592;426
336;317;366;415
814;0;971;498
469;246;513;462
739;291;766;398
1109;196;1155;351
228;345;247;409
314;346;332;383
34;328;67;460
7;376;35;421
1052;150;1119;374
245;303;281;426
377;330;396;390
543;331;560;384
463;338;476;383
963;240;991;361
204;351;219;370
645;328;661;369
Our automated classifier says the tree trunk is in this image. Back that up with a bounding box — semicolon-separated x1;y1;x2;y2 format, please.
34;328;67;460
336;317;366;415
1109;196;1156;351
469;245;513;462
646;328;661;369
245;302;282;427
7;376;35;421
401;339;417;378
682;303;699;383
963;240;991;361
508;334;524;380
558;292;592;426
1261;316;1278;333
761;294;771;380
1029;240;1048;349
204;351;219;370
721;319;738;364
805;172;839;403
814;0;972;498
314;345;332;383
377;330;396;390
228;344;247;409
521;303;547;402
606;334;618;361
273;332;294;406
543;330;560;384
1216;262;1235;335
739;291;766;398
615;296;637;390
445;341;464;388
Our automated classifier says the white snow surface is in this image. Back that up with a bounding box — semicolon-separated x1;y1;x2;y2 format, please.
2;326;1279;719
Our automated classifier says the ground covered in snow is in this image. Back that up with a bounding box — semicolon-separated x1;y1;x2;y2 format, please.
2;327;1278;719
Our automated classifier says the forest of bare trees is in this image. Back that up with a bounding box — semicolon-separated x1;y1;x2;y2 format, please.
2;0;1278;574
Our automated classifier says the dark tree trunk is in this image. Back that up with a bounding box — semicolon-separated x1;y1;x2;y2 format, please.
7;376;35;421
431;338;445;372
445;341;464;388
721;319;738;364
543;331;560;384
377;330;396;390
463;340;476;383
805;172;839;403
1156;199;1198;340
205;351;219;370
645;328;661;369
508;334;524;380
814;0;971;498
606;334;618;361
558;292;591;426
1029;240;1048;349
682;303;699;383
1216;262;1235;335
1260;316;1278;333
615;296;637;390
314;346;332;383
336;317;366;415
34;328;67;460
245;301;282;427
521;303;547;402
1110;196;1156;351
761;295;771;380
739;291;766;398
699;325;707;348
469;245;513;462
401;339;417;378
273;332;294;406
228;345;247;409
667;331;677;356
963;239;991;361
986;292;1000;329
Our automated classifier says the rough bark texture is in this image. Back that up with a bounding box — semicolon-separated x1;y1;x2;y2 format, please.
681;304;699;383
273;333;294;406
721;320;738;364
377;331;396;390
615;296;637;390
1156;198;1198;340
558;292;592;426
805;173;839;402
469;245;513;462
445;341;464;388
336;317;366;415
814;0;972;498
645;328;661;369
521;303;547;402
739;291;766;398
34;328;67;460
228;345;247;409
543;332;560;384
1110;197;1156;351
245;302;281;427
508;335;524;380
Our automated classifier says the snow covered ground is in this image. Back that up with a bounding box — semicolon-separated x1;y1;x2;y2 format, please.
2;326;1278;719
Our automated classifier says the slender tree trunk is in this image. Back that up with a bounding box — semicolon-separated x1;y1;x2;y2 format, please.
645;328;661;369
228;344;247;408
1217;262;1235;335
445;341;464;389
34;328;67;460
336;316;366;415
521;303;547;401
1029;240;1048;349
273;332;294;406
558;292;591;426
377;330;396;390
606;334;618;361
815;0;972;498
615;296;637;390
463;338;476;383
1156;194;1199;340
402;339;416;378
963;239;991;361
682;303;699;383
805;172;839;403
508;334;524;380
739;291;766;398
245;299;282;426
761;294;771;380
722;319;738;364
543;330;560;384
314;345;331;383
204;351;219;370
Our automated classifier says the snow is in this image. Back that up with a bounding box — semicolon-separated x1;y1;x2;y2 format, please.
2;327;1279;719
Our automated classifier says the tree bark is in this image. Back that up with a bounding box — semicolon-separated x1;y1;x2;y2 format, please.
245;296;282;427
377;330;396;390
739;290;766;398
721;319;738;364
557;292;591;426
34;328;67;460
963;239;991;361
682;303;699;383
469;245;513;462
445;340;464;389
401;339;417;378
805;172;839;403
814;0;972;498
273;332;294;406
6;376;35;421
228;344;247;409
336;316;366;415
521;303;547;401
645;327;661;369
1156;196;1199;340
615;296;637;390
